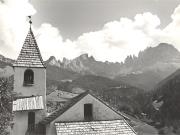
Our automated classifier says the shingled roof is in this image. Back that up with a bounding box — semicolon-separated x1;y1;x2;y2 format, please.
55;119;136;135
13;27;45;68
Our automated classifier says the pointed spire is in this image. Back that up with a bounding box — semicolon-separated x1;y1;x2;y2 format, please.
13;20;45;68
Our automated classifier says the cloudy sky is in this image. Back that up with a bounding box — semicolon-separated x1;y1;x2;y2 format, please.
0;0;180;62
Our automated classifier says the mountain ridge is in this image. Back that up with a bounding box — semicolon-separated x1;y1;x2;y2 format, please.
45;43;180;90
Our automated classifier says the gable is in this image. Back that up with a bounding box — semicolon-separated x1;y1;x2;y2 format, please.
52;94;123;122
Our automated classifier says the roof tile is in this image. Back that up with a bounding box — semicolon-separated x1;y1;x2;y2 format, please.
55;120;136;135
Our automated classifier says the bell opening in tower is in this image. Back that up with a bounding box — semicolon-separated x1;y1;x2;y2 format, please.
24;69;34;86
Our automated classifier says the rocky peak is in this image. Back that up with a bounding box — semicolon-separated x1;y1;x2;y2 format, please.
137;43;180;65
47;56;61;67
76;53;96;63
62;57;71;65
155;43;180;55
48;56;56;61
77;53;89;60
158;43;176;49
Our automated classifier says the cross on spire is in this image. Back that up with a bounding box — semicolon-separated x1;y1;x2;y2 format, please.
28;16;32;27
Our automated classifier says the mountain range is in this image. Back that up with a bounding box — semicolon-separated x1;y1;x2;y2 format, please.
45;43;180;90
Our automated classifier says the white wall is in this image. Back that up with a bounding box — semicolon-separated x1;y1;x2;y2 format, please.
13;67;46;111
13;67;47;135
12;112;28;135
12;110;46;135
46;94;123;135
14;67;46;97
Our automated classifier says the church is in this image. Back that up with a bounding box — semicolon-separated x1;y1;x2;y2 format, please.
11;21;136;135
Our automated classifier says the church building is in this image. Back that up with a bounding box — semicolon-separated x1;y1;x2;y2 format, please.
12;21;136;135
12;23;46;135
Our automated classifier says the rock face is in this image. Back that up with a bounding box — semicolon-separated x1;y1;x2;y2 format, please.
46;53;122;77
62;54;91;74
115;43;180;89
46;56;61;67
115;43;180;90
45;43;180;90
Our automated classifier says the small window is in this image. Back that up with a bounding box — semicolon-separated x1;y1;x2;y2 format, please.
84;103;93;121
24;69;34;86
28;112;35;130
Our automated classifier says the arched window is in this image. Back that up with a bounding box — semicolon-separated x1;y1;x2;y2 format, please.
24;69;34;86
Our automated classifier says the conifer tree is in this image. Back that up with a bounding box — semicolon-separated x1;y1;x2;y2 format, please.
0;77;13;134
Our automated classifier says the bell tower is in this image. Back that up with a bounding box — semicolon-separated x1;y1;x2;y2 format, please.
12;18;46;135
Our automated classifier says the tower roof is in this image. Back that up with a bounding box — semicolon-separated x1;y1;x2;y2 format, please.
13;27;45;68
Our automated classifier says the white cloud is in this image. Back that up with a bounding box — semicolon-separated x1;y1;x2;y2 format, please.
1;1;180;62
64;12;161;62
36;12;162;62
0;0;36;57
36;23;81;61
161;5;180;50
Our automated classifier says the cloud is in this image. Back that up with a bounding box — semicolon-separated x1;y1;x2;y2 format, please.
36;12;162;62
36;23;80;60
161;5;180;49
0;0;36;57
1;1;180;62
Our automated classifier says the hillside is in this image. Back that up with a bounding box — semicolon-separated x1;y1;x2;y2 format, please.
145;69;180;134
152;70;180;122
54;74;148;117
115;69;173;90
0;55;14;77
46;64;80;85
66;75;126;91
